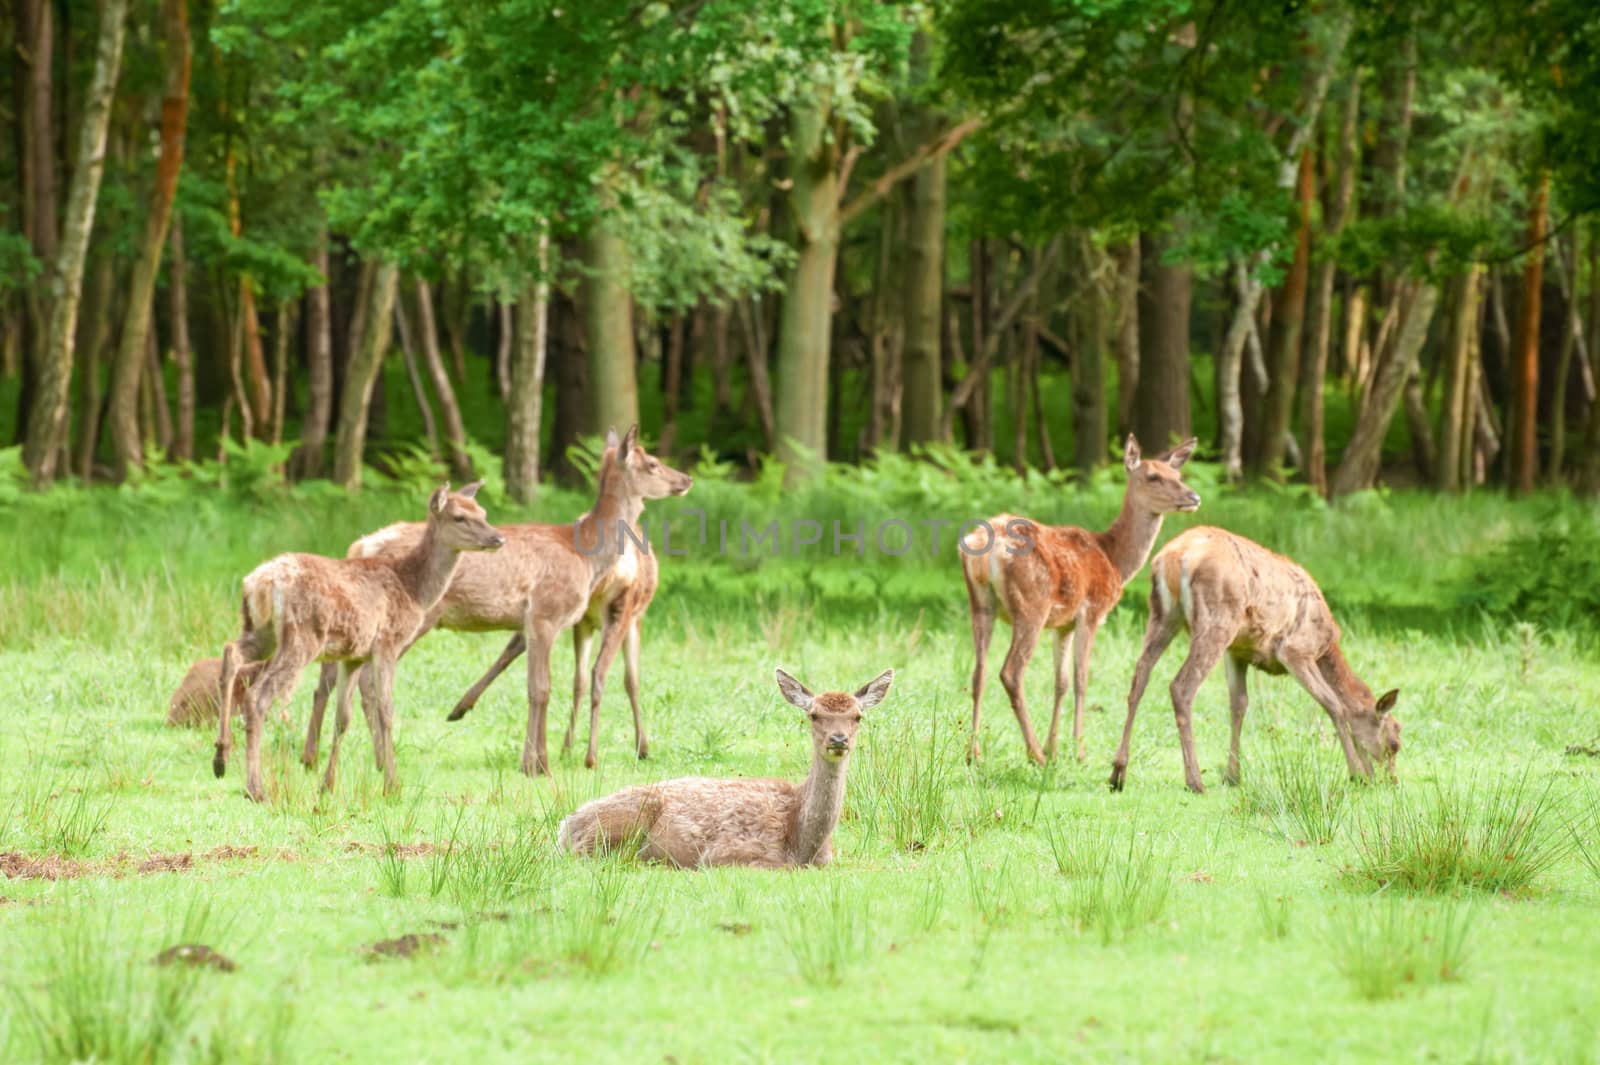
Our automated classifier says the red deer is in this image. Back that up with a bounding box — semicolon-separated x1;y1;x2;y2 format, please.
214;484;504;801
962;436;1200;765
1109;526;1402;793
560;668;892;869
166;657;260;727
302;426;690;776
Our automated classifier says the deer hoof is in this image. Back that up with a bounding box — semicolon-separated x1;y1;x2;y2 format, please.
212;748;227;778
636;746;649;761
445;704;469;722
1108;765;1126;792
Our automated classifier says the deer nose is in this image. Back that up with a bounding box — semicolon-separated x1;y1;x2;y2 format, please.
1185;491;1201;508
826;733;849;748
488;534;507;549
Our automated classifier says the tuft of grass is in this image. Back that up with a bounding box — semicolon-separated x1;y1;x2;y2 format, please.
447;817;553;910
1057;824;1173;945
11;771;112;857
852;716;960;852
1255;888;1294;941
556;856;660;976
1238;735;1353;846
10;900;226;1064
1327;899;1474;1000
1044;816;1116;879
1570;787;1600;884
1348;770;1568;895
779;878;872;986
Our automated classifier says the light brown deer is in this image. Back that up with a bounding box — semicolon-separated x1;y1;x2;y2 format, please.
302;426;690;777
166;657;260;727
214;483;504;802
1109;526;1402;794
962;435;1201;765
560;668;892;869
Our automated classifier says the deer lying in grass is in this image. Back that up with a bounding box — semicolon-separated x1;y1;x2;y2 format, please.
560;668;891;868
962;435;1201;765
302;426;690;776
166;657;261;727
1109;526;1402;794
214;484;504;802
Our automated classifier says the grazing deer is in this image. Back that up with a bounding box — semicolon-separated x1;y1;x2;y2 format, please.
214;484;504;802
560;668;892;869
962;435;1201;765
166;657;261;727
1109;526;1402;794
302;426;690;777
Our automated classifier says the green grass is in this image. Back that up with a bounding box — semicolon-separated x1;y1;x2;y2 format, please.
2;476;1600;1062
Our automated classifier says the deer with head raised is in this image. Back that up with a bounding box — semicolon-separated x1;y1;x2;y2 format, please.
1109;525;1402;794
962;435;1201;765
301;425;690;777
214;483;504;802
560;668;892;869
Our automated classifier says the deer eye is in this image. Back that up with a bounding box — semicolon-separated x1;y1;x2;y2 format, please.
852;714;862;723
454;515;466;523
1146;473;1159;483
808;713;819;723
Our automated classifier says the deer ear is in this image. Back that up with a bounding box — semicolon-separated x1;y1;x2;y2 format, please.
620;424;639;459
775;669;814;711
1164;437;1199;468
853;669;894;711
458;480;483;500
430;485;450;514
1123;435;1142;472
1375;689;1399;715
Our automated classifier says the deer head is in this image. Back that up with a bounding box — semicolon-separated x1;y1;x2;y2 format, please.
1347;688;1401;779
606;425;693;501
1124;435;1202;515
428;482;506;553
775;668;894;763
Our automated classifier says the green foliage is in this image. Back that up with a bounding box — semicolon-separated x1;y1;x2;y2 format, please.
1460;514;1600;632
1326;899;1474;1001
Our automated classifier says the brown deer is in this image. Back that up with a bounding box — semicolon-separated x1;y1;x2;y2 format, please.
166;657;260;727
1109;526;1402;794
962;435;1201;765
214;484;504;802
302;426;690;777
560;668;892;869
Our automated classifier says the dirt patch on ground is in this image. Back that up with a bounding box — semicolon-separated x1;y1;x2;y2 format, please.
363;932;447;961
203;844;260;860
0;895;46;906
2;845;287;881
0;852;87;880
344;841;438;858
154;944;238;972
137;853;195;874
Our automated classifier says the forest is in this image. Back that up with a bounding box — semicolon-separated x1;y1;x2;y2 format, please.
4;0;1600;497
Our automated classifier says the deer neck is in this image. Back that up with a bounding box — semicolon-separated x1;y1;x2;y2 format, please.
791;753;850;865
1098;494;1166;585
395;520;462;611
574;459;645;577
1318;644;1371;716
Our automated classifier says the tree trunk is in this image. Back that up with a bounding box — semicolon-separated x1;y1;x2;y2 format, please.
1256;148;1315;477
581;213;640;437
738;296;776;449
1071;233;1108;473
1331;280;1441;497
414;280;473;480
147;324;172;452
1437;266;1484;492
21;0;127;485
1113;239;1140;436
774;100;840;481
1510;171;1550;496
901;151;945;446
331;262;399;490
1133;229;1191;449
505;235;551;503
168;217;196;461
105;0;189;478
660;312;687;454
495;300;513;401
393;288;438;458
18;0;59;441
1304;76;1361;496
270;303;292;446
73;254;116;481
290;233;332;477
1216;257;1264;480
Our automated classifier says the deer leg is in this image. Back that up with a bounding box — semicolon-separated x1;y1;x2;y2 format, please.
214;642;243;778
322;664;358;794
1281;654;1372;780
1070;618;1098;763
998;616;1048;764
564;623;594;755
586;604;631;770
1046;630;1069;762
302;662;338;769
966;582;997;763
1223;655;1249;786
624;619;648;760
1111;587;1181;791
447;633;526;722
521;621;557;776
239;645;310;803
364;655;400;794
1170;630;1230;795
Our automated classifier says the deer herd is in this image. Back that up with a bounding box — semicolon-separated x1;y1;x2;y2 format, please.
179;429;1401;870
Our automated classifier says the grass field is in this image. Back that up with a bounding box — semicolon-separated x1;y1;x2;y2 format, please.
2;459;1599;1063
